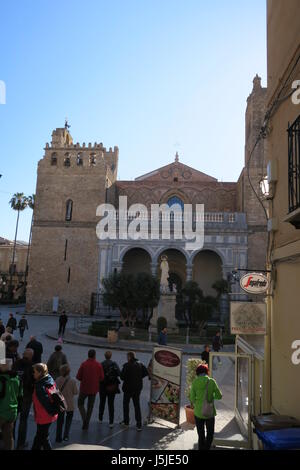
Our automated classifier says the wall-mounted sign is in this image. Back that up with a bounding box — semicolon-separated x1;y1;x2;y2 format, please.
240;272;269;294
230;302;267;335
150;346;182;425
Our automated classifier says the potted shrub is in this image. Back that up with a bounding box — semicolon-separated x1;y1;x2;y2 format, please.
184;357;205;424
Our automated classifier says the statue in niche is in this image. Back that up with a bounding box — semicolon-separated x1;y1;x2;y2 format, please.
160;255;169;293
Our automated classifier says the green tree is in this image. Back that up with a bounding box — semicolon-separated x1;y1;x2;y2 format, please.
102;271;160;328
135;272;160;328
8;193;28;299
180;281;203;327
191;296;217;333
212;278;229;319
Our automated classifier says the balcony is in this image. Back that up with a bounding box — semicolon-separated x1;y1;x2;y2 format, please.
286;114;300;228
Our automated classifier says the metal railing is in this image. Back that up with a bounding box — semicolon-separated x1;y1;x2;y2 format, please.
288;114;300;213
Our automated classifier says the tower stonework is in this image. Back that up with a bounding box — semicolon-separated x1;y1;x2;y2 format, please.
237;75;268;271
26;127;118;314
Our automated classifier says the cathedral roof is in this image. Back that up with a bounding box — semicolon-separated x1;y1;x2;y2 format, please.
133;154;217;183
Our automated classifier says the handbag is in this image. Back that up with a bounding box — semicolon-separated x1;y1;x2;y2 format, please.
202;378;214;418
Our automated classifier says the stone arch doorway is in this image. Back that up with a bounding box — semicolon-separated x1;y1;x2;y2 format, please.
158;249;187;286
192;250;223;296
122;248;151;275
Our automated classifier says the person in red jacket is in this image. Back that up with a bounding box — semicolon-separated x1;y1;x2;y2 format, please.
76;349;104;430
31;363;58;450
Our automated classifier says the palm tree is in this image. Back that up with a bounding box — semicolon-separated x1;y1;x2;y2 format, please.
24;194;35;296
8;193;28;299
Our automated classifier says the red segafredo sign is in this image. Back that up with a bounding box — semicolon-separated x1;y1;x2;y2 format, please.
240;272;269;294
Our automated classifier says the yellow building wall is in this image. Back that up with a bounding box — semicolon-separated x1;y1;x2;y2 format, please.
270;261;300;419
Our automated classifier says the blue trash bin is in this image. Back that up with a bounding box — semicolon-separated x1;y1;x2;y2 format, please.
256;427;300;450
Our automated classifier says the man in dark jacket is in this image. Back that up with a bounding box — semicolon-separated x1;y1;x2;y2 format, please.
201;345;210;365
26;336;43;364
58;312;68;337
13;348;34;449
47;345;68;379
99;351;121;428
0;319;5;337
158;327;167;346
120;351;148;431
212;331;223;366
18;316;29;341
6;313;17;332
6;339;21;366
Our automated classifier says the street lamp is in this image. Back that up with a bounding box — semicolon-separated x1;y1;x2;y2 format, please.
260;175;270;198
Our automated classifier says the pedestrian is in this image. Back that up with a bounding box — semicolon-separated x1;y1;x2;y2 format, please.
1;327;14;342
31;363;58;450
13;348;35;449
26;336;43;364
201;345;210;365
212;331;223;366
55;364;78;442
0;319;5;337
6;339;21;366
58;311;68;338
120;351;148;431
0;359;23;450
76;349;104;430
6;313;17;332
99;351;121;429
47;345;68;380
158;327;167;346
18;315;29;341
189;363;222;450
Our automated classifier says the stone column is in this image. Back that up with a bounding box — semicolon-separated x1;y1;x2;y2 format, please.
186;265;193;282
150;262;157;277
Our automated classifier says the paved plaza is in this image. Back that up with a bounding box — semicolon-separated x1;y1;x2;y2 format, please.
0;305;240;450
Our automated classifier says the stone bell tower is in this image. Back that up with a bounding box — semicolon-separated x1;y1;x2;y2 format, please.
26;124;119;314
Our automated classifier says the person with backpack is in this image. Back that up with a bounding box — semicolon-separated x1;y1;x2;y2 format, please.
120;351;148;431
47;345;68;380
98;351;121;429
18;315;29;341
0;359;23;450
76;349;104;430
189;363;222;450
31;363;59;450
6;313;17;332
55;364;78;442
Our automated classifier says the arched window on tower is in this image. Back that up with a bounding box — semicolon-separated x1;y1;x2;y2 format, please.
77;153;83;166
51;153;57;166
64;153;71;167
65;199;73;221
89;153;96;166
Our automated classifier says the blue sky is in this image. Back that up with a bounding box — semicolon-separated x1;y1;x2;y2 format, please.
0;0;266;242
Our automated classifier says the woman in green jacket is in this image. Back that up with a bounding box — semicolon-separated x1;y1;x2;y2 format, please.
0;359;23;450
190;363;222;450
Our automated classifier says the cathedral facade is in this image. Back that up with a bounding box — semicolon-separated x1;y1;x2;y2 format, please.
26;76;268;315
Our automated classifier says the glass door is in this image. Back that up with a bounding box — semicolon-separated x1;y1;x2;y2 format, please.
209;351;253;449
